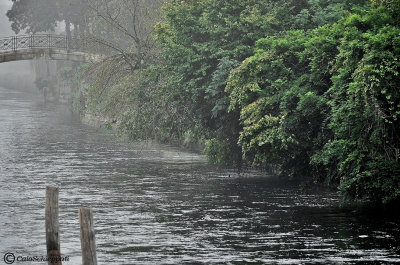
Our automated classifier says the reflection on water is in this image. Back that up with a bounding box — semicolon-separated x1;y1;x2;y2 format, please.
0;87;399;264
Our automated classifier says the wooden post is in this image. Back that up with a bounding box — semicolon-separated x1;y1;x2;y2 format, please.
45;186;62;265
79;208;98;265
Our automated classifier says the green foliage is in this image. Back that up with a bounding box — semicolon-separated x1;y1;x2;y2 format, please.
154;0;362;167
76;0;400;204
207;57;240;118
226;29;336;178
312;3;400;203
155;0;289;166
291;0;369;29
225;0;400;204
204;138;232;167
78;0;369;169
69;63;90;113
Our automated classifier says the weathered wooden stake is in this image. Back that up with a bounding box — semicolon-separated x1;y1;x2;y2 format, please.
79;208;98;265
45;186;62;265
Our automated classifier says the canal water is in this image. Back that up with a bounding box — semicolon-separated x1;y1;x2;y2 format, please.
0;86;399;264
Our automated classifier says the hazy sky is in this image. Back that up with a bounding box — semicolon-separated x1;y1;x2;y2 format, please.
0;1;13;36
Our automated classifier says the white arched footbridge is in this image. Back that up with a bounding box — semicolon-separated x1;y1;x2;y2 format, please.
0;34;102;63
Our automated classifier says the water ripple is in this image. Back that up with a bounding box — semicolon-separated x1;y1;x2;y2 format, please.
0;87;399;264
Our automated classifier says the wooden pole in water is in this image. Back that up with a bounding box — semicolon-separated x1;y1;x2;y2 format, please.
79;208;98;265
45;186;62;265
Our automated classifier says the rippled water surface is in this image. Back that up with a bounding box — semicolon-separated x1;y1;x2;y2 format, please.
0;87;399;264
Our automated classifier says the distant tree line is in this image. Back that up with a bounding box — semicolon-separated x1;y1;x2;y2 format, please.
7;0;400;206
7;0;88;39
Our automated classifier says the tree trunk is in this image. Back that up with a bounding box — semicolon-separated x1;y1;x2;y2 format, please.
65;19;71;41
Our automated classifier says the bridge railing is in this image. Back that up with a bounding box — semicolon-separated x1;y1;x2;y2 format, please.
0;34;83;52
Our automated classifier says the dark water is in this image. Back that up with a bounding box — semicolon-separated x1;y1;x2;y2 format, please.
0;86;399;265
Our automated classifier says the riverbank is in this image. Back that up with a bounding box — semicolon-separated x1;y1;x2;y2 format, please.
80;111;205;153
78;107;400;217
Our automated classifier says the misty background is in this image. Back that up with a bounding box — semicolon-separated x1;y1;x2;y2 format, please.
0;0;36;93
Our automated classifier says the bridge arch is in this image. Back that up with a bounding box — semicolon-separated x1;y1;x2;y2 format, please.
0;34;102;63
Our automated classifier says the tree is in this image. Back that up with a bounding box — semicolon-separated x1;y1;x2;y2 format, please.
7;0;60;34
154;0;370;167
224;0;372;177
291;0;369;30
155;0;306;166
58;0;90;40
312;3;400;204
75;0;168;143
7;0;89;41
85;0;162;70
225;28;339;178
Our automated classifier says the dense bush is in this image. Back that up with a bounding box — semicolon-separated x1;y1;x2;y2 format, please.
311;4;400;203
74;0;400;204
226;1;400;204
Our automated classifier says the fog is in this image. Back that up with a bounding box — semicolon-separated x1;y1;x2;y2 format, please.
0;0;36;93
0;1;12;35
